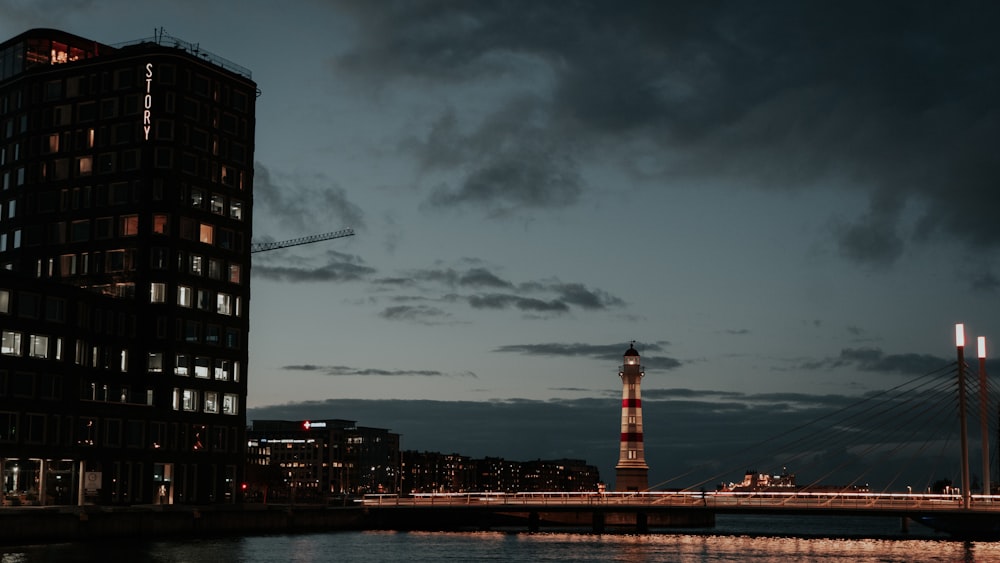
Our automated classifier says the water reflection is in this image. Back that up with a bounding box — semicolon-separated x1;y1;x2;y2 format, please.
0;527;997;562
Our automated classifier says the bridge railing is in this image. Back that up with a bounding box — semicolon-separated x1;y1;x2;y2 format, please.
360;491;1000;511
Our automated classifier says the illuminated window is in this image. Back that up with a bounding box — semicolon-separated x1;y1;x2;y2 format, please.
210;194;224;214
190;189;203;208
0;289;8;313
152;214;168;235
77;156;92;176
194;357;209;378
222;394;238;415
47;133;60;153
229;201;243;220
28;335;48;358
190;255;203;275
182;389;197;411
204;392;218;413
175;354;189;376
199;223;214;245
177;285;192;307
214;359;232;381
217;293;232;315
120;214;138;236
150;282;166;303
628;450;637;460
2;330;21;355
229;264;241;284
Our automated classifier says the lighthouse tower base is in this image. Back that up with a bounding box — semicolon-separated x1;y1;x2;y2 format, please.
615;467;649;492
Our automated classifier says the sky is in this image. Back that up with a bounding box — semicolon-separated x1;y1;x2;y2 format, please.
3;0;998;490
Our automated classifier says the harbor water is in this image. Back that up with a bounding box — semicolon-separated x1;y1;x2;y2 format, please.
2;514;999;562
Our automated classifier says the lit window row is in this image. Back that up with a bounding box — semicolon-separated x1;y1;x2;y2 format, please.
189;188;244;219
1;330;61;359
152;283;241;317
172;388;239;415
148;352;240;382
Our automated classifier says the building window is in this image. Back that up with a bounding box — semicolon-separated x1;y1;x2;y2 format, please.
222;394;238;415
228;264;241;284
229;201;243;220
182;389;197;411
208;259;221;280
77;156;92;176
150;282;166;303
0;289;9;314
194;356;210;378
190;255;203;275
152;214;168;235
148;352;163;372
214;359;231;381
217;293;232;315
175;354;189;376
70;220;89;242
199;223;213;245
197;289;210;310
0;412;19;441
204;392;218;414
120;214;138;236
28;334;48;358
177;285;192;307
60;254;77;276
210;194;224;214
1;330;21;355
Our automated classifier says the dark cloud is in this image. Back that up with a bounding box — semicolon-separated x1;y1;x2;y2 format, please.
493;341;682;371
382;265;625;319
252;250;376;283
248;379;971;491
378;304;453;325
332;1;1000;270
254;162;366;233
800;347;950;376
282;364;475;378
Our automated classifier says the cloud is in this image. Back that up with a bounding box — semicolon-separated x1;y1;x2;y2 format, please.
252;250;376;283
378;304;454;325
800;347;950;376
378;264;625;319
330;1;1000;270
493;341;682;371
253;162;366;234
282;364;475;378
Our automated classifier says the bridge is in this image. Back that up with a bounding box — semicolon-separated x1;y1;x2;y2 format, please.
359;491;1000;535
362;325;1000;538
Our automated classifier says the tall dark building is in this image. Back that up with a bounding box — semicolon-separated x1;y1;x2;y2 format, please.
0;29;255;505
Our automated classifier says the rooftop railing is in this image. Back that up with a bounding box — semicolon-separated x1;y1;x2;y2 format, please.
113;29;251;80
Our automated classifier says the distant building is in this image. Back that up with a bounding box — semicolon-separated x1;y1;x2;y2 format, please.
246;419;400;501
0;28;256;505
401;451;600;494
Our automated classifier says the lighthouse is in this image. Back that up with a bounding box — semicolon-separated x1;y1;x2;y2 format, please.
615;342;649;492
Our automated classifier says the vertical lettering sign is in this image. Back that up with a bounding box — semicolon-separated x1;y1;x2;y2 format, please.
143;63;153;140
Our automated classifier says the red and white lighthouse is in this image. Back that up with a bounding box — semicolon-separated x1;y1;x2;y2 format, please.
615;342;649;491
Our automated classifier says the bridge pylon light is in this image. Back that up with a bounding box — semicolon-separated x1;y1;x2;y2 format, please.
615;342;649;492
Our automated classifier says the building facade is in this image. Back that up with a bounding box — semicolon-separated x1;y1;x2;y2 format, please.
401;451;600;494
0;28;256;505
246;419;401;501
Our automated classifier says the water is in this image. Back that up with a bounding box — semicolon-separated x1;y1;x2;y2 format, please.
2;515;998;562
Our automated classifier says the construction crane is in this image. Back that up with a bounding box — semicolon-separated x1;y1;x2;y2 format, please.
250;228;355;254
